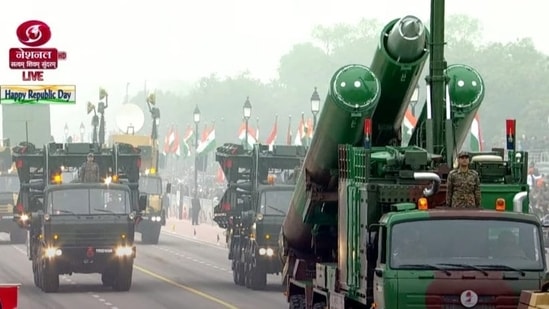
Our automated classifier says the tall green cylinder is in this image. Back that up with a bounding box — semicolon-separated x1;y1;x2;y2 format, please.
447;64;485;152
409;64;485;152
282;64;381;251
370;16;429;146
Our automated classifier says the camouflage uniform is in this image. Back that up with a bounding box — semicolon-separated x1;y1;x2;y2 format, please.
446;168;481;208
80;161;100;183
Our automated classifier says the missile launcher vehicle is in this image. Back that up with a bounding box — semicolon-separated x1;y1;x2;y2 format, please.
280;2;544;308
213;143;306;290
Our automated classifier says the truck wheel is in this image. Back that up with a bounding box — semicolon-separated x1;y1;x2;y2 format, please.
10;229;27;244
233;261;245;286
32;261;39;287
101;272;115;287
112;259;133;291
141;224;161;244
250;263;267;290
40;259;59;293
289;295;305;309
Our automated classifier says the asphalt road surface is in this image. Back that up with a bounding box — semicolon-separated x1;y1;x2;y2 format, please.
0;231;287;309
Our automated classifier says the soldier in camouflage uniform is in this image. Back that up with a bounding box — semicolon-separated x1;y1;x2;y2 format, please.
80;153;100;183
446;151;481;208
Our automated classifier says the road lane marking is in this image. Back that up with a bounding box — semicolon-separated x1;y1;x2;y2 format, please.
161;230;227;250
134;265;239;309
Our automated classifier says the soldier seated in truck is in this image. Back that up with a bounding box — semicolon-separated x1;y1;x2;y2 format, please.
493;230;528;259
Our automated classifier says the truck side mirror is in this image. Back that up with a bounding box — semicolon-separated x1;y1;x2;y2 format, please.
138;195;147;211
166;183;172;194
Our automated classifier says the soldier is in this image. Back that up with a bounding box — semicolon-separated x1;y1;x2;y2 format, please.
80;153;100;183
446;151;481;208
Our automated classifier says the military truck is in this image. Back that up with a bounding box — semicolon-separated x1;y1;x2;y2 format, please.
280;4;545;308
12;141;146;293
213;143;306;290
0;146;27;243
110;100;169;245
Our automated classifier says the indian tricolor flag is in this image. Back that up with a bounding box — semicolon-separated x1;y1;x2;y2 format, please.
470;113;482;151
197;124;216;155
265;115;278;150
238;122;257;148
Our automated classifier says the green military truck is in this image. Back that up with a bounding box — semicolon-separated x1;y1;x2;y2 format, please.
0;146;26;243
12;141;145;293
280;4;545;307
213;143;305;290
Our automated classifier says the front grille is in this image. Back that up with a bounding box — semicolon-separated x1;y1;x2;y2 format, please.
48;221;130;246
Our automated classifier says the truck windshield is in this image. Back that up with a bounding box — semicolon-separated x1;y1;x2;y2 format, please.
390;219;544;271
139;177;162;195
259;189;292;215
49;188;131;215
0;175;19;192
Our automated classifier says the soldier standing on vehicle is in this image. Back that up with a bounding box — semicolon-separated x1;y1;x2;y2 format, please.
446;151;481;208
80;153;100;183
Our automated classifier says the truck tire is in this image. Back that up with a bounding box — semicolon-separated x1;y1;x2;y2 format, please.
40;259;59;293
9;229;27;244
250;261;267;290
32;260;39;287
141;223;161;244
101;272;115;287
289;295;305;309
233;261;245;286
112;259;133;291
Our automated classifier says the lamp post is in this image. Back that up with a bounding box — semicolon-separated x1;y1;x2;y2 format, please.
243;97;252;150
80;122;85;142
64;123;69;142
191;105;201;223
310;87;321;131
410;85;419;117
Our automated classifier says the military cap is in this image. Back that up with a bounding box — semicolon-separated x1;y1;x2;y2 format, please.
457;151;470;158
87;152;94;158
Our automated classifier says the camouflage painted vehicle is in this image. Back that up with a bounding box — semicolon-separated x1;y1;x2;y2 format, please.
279;1;544;308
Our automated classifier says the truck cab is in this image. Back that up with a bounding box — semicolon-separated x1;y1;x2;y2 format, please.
137;172;168;244
369;205;546;308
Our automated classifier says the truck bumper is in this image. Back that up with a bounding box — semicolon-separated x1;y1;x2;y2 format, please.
42;245;135;274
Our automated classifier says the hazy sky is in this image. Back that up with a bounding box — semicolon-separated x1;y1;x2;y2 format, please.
1;0;547;140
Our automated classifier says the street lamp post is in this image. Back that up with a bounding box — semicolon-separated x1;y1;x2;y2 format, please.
64;123;69;142
80;122;85;142
310;87;321;132
192;105;201;224
243;97;252;150
410;85;419;117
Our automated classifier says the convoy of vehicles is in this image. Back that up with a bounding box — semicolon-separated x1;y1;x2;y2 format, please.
278;2;544;308
213;143;306;290
12;141;145;292
0;146;27;244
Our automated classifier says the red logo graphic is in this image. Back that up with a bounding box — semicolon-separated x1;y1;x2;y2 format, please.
16;20;52;47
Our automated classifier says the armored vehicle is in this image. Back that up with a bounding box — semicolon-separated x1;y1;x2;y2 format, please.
280;2;545;308
214;143;305;290
12;141;145;293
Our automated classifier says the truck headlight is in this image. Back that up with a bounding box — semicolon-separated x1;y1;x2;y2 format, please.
259;248;266;255
266;248;274;256
20;214;29;222
45;247;62;258
115;246;133;257
44;213;51;221
128;212;136;220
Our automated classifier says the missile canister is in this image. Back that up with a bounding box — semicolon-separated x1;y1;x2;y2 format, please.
447;64;485;151
408;64;485;151
370;15;429;146
282;64;381;251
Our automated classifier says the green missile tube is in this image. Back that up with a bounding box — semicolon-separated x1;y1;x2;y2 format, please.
408;64;485;151
282;64;381;251
370;15;429;146
447;64;485;152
